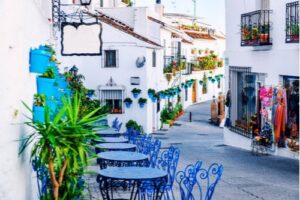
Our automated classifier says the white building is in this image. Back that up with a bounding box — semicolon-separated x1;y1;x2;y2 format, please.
56;0;226;133
0;1;53;199
224;0;299;159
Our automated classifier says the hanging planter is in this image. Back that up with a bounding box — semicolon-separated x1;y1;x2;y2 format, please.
138;98;147;108
199;80;203;85
32;94;46;123
208;76;212;81
184;84;188;90
36;68;56;98
159;91;166;99
131;88;141;98
29;48;52;74
180;83;185;88
211;78;216;83
124;98;133;108
147;89;156;98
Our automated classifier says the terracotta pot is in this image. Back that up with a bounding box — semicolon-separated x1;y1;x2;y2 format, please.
259;34;269;43
291;35;299;41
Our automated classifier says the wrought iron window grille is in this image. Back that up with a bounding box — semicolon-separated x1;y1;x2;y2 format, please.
286;1;299;43
241;10;273;46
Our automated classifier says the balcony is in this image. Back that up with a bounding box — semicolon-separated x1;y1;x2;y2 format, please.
286;1;299;43
241;10;272;46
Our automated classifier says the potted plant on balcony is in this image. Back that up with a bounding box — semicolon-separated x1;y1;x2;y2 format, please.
291;24;299;41
138;98;147;108
124;97;133;108
260;24;270;44
251;27;259;44
147;89;156;98
131;88;141;98
37;68;56;98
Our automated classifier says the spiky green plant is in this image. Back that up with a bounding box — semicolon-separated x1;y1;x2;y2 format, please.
20;93;107;200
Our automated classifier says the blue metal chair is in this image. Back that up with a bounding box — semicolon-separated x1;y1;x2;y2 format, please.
112;117;119;129
176;161;224;200
128;129;140;144
116;122;123;132
142;146;180;200
149;139;161;168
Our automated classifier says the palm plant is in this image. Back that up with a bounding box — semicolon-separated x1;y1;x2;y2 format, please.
20;93;107;200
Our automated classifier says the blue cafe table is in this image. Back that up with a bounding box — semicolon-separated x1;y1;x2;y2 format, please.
97;128;121;137
97;151;149;169
97;167;168;200
94;137;129;144
95;143;136;154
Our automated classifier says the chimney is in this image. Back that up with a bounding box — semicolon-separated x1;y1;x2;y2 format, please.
155;0;164;17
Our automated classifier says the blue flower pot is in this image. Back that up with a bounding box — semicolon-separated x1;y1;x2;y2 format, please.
160;94;165;99
148;93;154;98
139;103;145;108
151;97;157;103
132;93;140;98
36;77;56;98
125;102;132;108
29;49;51;74
33;105;45;123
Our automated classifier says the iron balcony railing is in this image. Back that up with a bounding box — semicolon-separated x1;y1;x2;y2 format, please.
241;10;272;46
286;1;299;43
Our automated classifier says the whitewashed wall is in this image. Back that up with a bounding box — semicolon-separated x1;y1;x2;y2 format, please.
0;0;52;199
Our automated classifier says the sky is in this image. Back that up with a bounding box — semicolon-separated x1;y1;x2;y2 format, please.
161;0;225;32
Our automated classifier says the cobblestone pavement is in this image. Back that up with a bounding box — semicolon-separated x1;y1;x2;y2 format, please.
85;101;299;200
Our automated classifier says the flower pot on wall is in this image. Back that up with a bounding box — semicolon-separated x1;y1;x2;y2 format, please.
33;105;45;123
56;76;68;90
36;77;56;98
151;97;157;103
125;102;132;108
139;103;145;108
29;49;51;74
133;93;140;98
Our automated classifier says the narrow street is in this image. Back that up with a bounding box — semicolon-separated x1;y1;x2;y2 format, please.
154;101;299;200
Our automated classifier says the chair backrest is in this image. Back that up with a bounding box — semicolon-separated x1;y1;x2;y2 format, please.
116;122;123;131
112;117;119;129
176;161;224;200
149;139;161;168
156;146;180;188
123;127;134;139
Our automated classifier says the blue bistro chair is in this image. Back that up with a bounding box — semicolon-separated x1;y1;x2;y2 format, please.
112;117;119;128
176;161;224;200
148;139;161;168
116;122;123;132
123;127;134;139
142;146;180;200
136;134;153;154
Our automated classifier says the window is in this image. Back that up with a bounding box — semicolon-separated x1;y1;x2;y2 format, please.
152;50;156;67
104;50;118;67
286;1;299;43
100;90;123;114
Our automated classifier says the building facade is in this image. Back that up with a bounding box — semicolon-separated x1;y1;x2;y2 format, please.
224;0;299;158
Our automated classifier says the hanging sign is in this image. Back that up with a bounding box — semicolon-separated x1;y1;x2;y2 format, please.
61;22;102;56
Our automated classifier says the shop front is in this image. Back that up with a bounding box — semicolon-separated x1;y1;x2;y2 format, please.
225;66;299;158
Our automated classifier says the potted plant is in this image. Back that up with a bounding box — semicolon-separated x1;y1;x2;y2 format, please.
37;67;56;98
191;48;197;54
125;120;143;133
159;91;166;99
251;27;259;44
21;94;107;200
33;94;46;123
151;93;159;103
131;88;141;98
138;98;147;108
260;24;270;44
29;45;52;74
290;24;299;41
148;89;156;98
124;97;133;108
217;60;224;67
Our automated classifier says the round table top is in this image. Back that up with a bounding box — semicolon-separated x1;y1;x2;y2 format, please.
95;137;128;143
98;151;147;162
99;167;167;180
97;129;120;134
95;143;136;150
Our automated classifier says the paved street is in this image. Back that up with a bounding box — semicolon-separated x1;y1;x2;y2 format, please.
153;101;299;200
